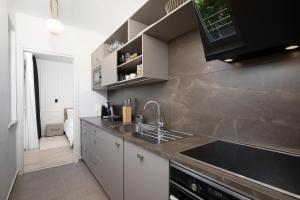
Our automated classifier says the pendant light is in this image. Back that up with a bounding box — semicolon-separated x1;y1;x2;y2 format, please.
47;0;64;35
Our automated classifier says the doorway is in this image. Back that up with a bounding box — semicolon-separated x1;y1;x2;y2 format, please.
23;51;76;172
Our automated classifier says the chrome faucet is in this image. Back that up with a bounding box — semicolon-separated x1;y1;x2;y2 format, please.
143;101;164;131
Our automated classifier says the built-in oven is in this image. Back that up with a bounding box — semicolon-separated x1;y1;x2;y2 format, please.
170;162;252;200
92;64;103;90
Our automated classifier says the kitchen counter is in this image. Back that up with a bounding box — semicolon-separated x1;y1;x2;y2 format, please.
80;117;299;200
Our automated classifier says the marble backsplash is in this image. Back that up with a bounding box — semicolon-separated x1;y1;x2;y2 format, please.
108;30;300;155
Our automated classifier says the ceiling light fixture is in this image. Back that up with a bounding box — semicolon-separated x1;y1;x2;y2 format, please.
224;58;233;63
47;0;64;35
285;45;299;51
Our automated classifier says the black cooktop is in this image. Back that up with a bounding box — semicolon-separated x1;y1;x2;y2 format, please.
181;141;300;196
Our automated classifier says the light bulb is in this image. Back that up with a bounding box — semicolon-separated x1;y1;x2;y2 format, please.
47;18;64;35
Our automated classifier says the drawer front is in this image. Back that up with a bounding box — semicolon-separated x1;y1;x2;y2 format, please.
85;124;97;135
81;122;105;184
89;153;103;181
82;147;92;169
91;133;103;158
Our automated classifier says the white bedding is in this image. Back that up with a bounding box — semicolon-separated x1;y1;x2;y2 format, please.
64;109;74;147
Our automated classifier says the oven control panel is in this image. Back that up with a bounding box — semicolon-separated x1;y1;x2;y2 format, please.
170;162;251;200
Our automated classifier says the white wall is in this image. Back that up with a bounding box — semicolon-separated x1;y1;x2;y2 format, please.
7;0;147;34
0;0;18;199
36;58;74;135
15;13;108;171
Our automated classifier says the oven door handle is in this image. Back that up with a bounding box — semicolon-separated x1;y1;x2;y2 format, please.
170;181;204;200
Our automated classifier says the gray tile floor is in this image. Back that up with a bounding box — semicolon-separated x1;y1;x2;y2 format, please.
10;161;110;200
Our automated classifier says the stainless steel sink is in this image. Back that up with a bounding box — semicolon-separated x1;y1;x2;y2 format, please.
133;123;193;144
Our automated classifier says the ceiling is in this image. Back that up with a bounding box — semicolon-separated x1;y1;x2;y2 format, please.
9;0;147;35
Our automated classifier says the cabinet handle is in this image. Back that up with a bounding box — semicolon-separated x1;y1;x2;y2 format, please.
137;153;144;161
115;142;121;148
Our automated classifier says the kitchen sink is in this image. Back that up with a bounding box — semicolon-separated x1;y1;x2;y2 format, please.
133;123;193;144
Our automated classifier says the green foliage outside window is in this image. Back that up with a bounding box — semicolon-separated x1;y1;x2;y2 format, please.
193;0;232;31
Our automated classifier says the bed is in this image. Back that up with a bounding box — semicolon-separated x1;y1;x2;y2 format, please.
64;108;74;147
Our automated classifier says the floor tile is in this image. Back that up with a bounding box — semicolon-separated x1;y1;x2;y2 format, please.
10;161;109;200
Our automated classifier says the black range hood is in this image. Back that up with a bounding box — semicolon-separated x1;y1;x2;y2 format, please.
192;0;300;62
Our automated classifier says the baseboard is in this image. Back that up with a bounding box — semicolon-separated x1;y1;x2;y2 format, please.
24;161;75;173
6;170;18;200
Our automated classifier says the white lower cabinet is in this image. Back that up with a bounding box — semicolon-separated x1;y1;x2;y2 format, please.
81;121;169;200
124;141;169;200
102;130;123;200
81;122;123;200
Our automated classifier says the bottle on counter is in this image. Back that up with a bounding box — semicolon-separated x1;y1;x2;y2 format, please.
122;98;132;124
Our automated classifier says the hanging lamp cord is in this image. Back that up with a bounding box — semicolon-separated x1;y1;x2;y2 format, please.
50;0;59;19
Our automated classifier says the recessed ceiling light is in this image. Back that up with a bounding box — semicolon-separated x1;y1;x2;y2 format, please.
224;58;233;63
285;45;299;50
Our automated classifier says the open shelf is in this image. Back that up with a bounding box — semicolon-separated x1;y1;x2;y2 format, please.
92;0;198;90
117;55;142;70
144;0;198;42
128;19;148;41
105;21;128;45
107;77;164;89
117;35;142;66
130;0;169;26
115;76;144;84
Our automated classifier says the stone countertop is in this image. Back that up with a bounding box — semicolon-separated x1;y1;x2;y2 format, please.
80;117;298;200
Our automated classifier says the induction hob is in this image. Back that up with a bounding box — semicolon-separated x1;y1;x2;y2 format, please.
180;141;300;197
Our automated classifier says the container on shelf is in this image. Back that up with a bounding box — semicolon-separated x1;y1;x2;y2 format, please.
165;0;188;14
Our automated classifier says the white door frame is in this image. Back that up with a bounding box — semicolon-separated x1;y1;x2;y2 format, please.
17;47;80;174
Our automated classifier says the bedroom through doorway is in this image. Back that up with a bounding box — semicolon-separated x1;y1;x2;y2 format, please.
23;51;75;173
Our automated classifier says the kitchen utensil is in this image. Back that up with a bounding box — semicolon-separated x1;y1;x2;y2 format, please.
165;0;187;13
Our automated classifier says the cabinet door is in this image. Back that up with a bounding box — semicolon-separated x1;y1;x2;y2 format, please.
102;51;117;86
124;141;169;200
91;50;100;67
92;131;105;183
102;132;123;200
81;122;91;164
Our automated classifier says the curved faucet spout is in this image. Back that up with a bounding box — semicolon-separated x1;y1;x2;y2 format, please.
143;101;164;130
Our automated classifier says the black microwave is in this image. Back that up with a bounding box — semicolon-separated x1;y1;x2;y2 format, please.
192;0;300;62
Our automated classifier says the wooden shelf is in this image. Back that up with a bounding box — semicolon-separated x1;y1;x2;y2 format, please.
107;77;165;89
117;55;142;70
130;0;169;26
104;21;128;45
92;0;198;90
115;76;144;84
144;0;198;42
